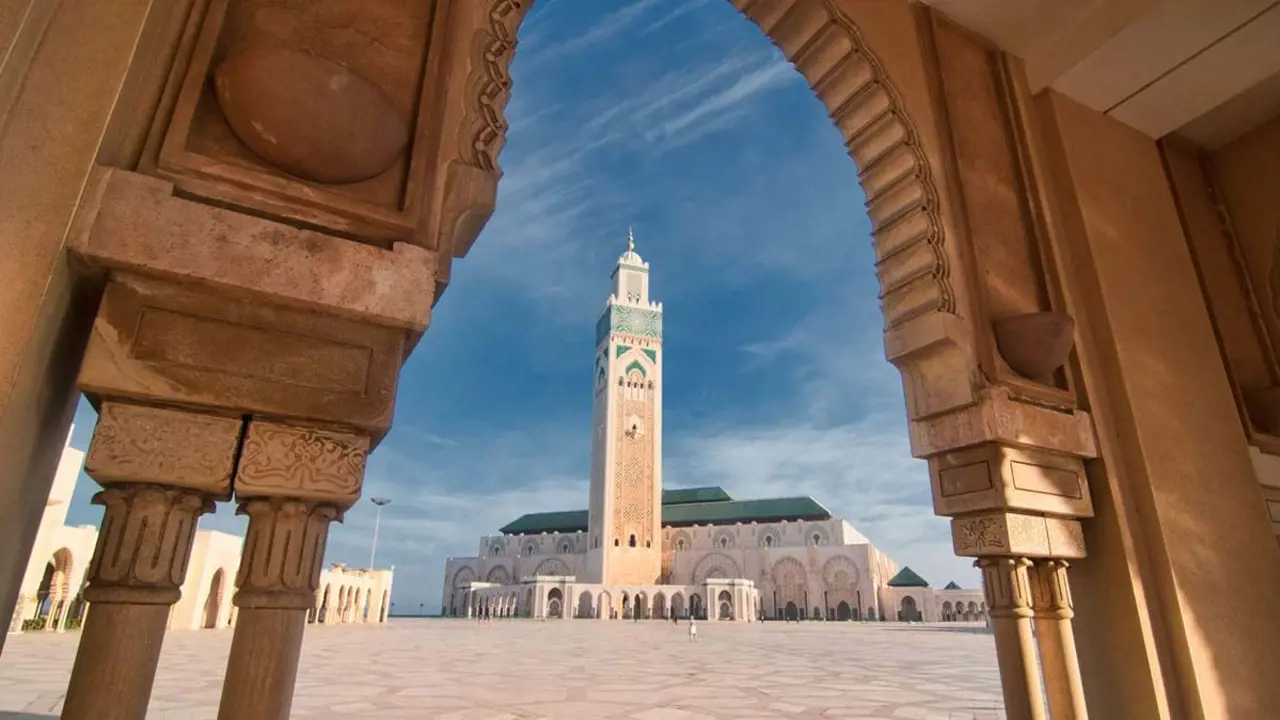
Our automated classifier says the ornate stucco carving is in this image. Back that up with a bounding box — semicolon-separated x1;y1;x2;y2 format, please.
236;420;369;509
464;0;529;173
85;485;214;605
821;555;861;590
85;401;242;498
234;497;339;610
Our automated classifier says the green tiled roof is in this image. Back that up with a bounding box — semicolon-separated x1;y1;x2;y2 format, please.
499;510;589;535
944;581;962;590
662;487;732;505
498;491;831;535
887;566;930;588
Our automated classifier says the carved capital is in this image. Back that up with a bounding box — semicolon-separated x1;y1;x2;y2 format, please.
234;498;339;610
951;511;1086;559
977;557;1034;619
84;485;213;605
1029;559;1074;620
85;401;242;499
235;419;368;508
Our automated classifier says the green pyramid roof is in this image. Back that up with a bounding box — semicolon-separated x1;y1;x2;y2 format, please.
944;581;962;590
887;566;930;588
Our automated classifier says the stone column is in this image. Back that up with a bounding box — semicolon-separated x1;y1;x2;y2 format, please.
1030;560;1088;719
61;401;239;720
217;419;367;720
978;557;1045;720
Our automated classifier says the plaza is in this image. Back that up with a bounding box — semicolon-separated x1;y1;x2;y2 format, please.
0;620;1004;720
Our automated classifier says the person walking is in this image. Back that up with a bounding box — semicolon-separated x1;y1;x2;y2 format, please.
688;617;698;641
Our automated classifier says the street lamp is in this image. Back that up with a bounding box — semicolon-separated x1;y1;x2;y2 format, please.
368;497;392;570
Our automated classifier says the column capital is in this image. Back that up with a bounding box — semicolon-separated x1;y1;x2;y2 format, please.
952;511;1086;559
84;484;213;605
235;419;368;509
234;497;339;610
1029;559;1075;620
85;400;242;500
977;557;1035;620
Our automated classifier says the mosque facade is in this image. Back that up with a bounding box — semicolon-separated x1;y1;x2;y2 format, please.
441;236;984;623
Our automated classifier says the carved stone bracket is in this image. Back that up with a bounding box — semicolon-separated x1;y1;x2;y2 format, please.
952;511;1086;559
235;419;369;509
84;485;213;605
85;400;242;499
234;498;339;610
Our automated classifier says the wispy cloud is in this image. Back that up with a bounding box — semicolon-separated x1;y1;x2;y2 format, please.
519;0;667;67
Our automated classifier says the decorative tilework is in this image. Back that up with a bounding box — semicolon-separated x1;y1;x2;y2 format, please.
596;306;663;345
616;345;631;357
625;359;646;378
642;349;657;363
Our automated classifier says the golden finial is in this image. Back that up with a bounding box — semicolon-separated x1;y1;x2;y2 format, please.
627;226;636;253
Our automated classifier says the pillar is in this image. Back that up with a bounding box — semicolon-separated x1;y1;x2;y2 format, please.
1030;560;1087;719
217;419;367;720
62;401;240;720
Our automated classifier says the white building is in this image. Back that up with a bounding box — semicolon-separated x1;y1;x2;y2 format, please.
443;233;986;623
8;426;394;633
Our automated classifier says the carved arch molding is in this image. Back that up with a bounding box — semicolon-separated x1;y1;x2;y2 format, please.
471;0;951;332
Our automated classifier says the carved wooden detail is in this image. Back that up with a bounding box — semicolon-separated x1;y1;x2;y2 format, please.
85;401;242;498
84;485;214;605
234;497;340;609
236;419;369;508
977;556;1034;619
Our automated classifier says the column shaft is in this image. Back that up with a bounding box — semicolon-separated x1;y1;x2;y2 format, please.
62;484;213;720
1031;560;1088;720
979;557;1046;720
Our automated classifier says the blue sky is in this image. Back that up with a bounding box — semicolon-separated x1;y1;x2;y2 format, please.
63;0;981;612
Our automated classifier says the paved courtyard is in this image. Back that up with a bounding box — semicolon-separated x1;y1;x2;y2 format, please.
0;620;1004;719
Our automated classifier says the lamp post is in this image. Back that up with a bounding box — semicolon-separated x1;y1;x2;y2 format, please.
368;497;392;570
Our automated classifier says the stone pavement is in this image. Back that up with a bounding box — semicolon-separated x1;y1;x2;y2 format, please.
0;620;1006;719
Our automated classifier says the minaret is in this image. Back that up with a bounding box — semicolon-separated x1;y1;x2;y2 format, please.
585;228;664;585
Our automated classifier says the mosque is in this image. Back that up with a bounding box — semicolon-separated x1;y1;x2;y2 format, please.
441;234;985;623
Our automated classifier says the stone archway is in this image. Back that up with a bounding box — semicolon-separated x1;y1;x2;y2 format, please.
717;590;733;620
0;1;1119;717
577;591;593;619
546;588;563;619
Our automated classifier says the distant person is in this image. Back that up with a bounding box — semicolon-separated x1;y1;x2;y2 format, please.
688;617;698;642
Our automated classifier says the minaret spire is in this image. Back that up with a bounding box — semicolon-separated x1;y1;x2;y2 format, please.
627;225;635;253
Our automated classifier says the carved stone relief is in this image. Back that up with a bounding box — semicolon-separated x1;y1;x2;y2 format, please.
85;485;214;605
85;401;242;498
978;556;1034;619
952;511;1085;559
234;497;339;609
236;420;369;508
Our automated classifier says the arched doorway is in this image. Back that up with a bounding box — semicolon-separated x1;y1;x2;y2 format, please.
942;601;953;621
689;593;703;620
379;590;390;623
318;584;331;623
652;592;667;619
634;592;647;620
717;590;732;620
577;591;593;619
203;569;225;629
546;588;563;618
784;601;798;621
669;593;684;620
900;596;920;622
836;601;852;621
